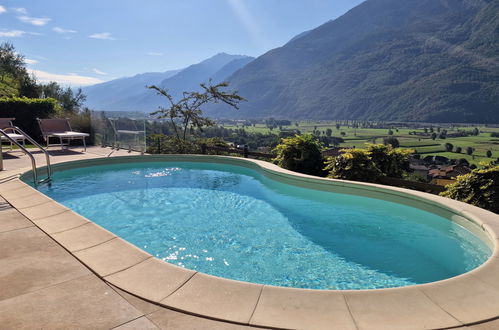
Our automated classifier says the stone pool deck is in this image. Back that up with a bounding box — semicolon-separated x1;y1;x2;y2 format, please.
0;147;255;329
1;147;499;329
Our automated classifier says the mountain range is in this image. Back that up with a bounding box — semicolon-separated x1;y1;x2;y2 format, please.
84;0;499;123
83;53;254;112
206;0;499;123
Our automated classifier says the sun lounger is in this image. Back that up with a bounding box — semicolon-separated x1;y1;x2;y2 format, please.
37;118;89;151
0;118;26;151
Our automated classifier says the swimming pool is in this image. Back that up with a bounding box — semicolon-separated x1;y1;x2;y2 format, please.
34;159;491;290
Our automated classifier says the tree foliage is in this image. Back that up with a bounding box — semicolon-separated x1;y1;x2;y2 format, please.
324;148;382;182
325;144;413;182
273;134;324;176
441;165;499;213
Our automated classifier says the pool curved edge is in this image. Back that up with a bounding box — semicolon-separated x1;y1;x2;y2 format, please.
1;154;498;329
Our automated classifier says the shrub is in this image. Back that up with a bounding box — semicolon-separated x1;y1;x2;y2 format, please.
455;146;462;153
325;144;413;182
486;150;492;158
366;144;413;178
324;148;381;182
445;143;453;152
441;165;499;213
0;96;60;141
466;146;473;155
273;134;324;176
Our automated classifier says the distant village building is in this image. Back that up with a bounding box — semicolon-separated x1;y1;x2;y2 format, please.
428;164;471;186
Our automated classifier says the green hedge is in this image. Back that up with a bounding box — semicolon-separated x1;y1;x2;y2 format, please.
0;97;60;141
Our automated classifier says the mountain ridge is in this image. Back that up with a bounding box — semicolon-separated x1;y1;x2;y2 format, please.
206;0;499;123
83;53;254;112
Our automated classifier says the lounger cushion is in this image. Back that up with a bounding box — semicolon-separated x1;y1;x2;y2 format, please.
0;133;25;140
52;131;89;138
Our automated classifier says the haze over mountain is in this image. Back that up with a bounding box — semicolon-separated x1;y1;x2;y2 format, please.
83;53;254;112
207;0;499;123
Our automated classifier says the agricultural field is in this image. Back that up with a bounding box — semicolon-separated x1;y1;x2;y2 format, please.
220;121;499;166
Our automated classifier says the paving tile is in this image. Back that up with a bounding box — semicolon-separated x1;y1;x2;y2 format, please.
114;316;159;329
74;238;151;277
468;318;499;329
344;286;462;329
0;227;90;301
0;274;142;329
161;273;263;324
6;190;53;209
1;186;38;201
52;222;115;252
250;286;356;330
110;285;161;315
0;179;30;194
32;209;89;234
0;226;57;258
147;308;252;330
471;257;499;291
106;257;196;302
18;200;69;220
0;208;34;233
421;274;499;324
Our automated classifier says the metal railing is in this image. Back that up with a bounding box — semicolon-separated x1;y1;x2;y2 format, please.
0;128;52;185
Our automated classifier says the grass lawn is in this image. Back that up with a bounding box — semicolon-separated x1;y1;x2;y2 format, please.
218;121;499;166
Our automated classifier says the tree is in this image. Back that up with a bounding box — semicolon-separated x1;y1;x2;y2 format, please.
324;144;413;182
486;150;492;158
383;136;400;148
456;146;462;153
325;148;381;182
388;129;394;135
431;132;437;140
148;81;245;141
441;165;499;213
366;144;412;178
0;42;26;83
335;123;340;130
445;143;454;152
466;146;473;155
40;82;86;113
326;128;332;137
273;134;324;176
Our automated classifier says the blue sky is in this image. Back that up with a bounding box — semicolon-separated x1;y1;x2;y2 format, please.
0;0;363;86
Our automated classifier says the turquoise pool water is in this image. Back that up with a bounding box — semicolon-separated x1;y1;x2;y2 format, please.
36;161;491;290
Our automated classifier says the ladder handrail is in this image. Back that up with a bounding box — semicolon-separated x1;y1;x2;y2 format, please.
11;126;52;179
0;128;38;184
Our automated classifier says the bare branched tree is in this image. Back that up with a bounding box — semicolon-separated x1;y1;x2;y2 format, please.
148;81;245;141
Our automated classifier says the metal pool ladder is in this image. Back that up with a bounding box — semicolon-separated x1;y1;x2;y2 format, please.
0;128;52;185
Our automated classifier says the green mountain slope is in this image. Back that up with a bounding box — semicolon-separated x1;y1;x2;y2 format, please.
208;0;499;123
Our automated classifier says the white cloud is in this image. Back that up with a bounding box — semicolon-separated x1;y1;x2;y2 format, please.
89;32;115;40
53;27;77;34
30;69;104;86
12;7;27;15
25;59;38;65
0;5;6;14
148;52;164;56
18;15;51;26
92;68;108;75
0;30;26;37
